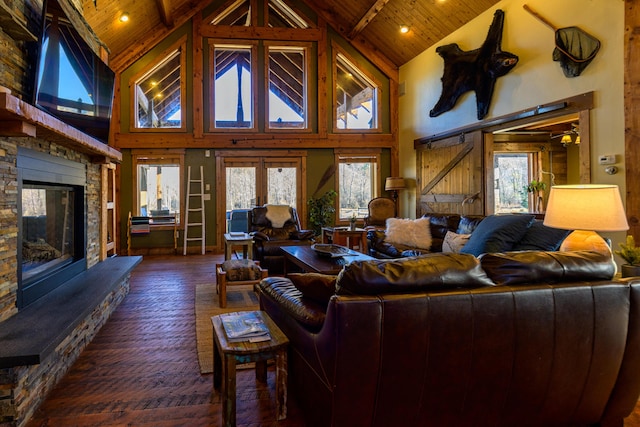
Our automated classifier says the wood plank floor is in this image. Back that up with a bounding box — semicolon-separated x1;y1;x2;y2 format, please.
24;253;640;427
26;254;306;427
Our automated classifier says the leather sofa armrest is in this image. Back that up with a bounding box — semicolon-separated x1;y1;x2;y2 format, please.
250;231;269;241
257;277;326;332
367;229;404;258
291;229;315;240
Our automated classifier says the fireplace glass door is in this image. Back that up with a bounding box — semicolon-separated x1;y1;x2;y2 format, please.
21;183;78;286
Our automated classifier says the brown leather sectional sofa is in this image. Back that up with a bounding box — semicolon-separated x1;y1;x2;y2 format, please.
366;213;570;258
256;250;640;427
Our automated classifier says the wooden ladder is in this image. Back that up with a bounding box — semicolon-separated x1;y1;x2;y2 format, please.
183;165;205;255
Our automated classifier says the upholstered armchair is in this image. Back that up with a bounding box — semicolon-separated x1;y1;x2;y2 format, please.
363;197;396;229
248;205;315;274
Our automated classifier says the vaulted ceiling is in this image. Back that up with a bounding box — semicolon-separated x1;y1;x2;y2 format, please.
82;0;500;73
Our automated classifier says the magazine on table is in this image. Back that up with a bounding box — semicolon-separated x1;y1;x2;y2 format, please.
220;311;271;343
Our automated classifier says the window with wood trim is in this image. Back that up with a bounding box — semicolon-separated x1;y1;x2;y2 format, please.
132;150;185;224
335;150;380;221
210;41;257;130
266;43;309;130
334;49;380;131
131;37;186;131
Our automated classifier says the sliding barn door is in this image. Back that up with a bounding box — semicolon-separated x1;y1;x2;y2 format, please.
416;130;484;217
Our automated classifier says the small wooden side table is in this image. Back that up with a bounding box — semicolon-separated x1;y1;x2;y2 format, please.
321;226;368;254
211;311;289;426
223;233;253;260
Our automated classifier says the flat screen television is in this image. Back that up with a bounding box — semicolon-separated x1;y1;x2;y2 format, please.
33;0;115;144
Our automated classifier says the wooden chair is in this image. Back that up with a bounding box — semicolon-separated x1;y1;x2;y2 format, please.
363;197;396;229
216;259;268;308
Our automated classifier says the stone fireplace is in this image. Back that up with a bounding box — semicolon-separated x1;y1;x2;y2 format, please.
0;132;105;323
18;148;87;309
0;94;139;426
0;0;137;424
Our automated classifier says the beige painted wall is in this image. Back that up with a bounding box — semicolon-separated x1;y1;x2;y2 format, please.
398;0;626;250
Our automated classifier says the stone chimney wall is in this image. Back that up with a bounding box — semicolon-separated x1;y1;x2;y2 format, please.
0;0;104;322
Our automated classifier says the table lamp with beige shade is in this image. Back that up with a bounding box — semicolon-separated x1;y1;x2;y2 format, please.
543;184;629;257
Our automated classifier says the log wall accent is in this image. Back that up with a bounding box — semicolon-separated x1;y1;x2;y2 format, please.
625;1;640;240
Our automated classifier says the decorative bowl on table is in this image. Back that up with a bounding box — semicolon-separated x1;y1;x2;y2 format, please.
311;244;351;258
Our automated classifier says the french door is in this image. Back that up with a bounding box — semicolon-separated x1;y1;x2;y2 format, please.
215;150;307;250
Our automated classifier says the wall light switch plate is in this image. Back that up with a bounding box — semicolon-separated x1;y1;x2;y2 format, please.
203;194;211;201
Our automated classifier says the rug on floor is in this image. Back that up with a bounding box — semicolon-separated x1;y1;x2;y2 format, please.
194;283;259;374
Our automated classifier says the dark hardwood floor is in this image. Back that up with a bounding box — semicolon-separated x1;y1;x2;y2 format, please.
24;253;640;426
26;254;306;427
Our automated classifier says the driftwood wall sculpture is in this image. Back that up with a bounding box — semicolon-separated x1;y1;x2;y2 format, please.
430;9;518;120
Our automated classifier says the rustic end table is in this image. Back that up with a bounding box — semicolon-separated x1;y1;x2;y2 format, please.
223;232;253;260
211;310;289;426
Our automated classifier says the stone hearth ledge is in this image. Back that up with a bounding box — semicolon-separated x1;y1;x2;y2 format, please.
0;256;142;368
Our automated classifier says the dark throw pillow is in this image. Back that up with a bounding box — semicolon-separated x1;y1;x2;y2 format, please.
288;273;337;305
511;220;572;251
460;214;535;256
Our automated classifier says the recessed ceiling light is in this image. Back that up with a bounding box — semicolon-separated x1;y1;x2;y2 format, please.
400;25;409;34
119;12;129;23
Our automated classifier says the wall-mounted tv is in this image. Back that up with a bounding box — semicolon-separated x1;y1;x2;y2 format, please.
33;0;115;144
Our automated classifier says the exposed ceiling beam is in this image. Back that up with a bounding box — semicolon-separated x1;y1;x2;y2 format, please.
155;0;174;28
303;2;398;80
110;0;206;73
348;0;390;39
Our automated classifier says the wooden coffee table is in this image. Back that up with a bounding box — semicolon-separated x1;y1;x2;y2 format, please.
281;244;375;275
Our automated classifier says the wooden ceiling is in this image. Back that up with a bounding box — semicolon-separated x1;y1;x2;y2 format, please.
82;0;500;73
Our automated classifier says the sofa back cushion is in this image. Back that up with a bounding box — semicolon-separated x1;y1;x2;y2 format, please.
460;214;535;256
480;250;616;286
335;253;495;295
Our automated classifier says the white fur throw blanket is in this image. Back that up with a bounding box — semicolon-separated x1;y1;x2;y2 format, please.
265;205;292;228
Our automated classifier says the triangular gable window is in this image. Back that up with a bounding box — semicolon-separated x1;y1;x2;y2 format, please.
210;0;251;26
334;50;379;131
268;0;309;29
131;37;186;130
209;0;311;28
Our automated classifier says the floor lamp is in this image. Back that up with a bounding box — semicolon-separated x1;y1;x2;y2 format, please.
385;177;405;216
543;184;629;257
